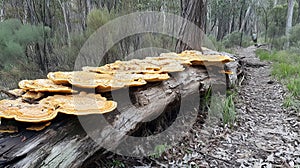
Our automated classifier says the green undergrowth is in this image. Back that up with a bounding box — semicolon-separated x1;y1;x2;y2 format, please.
222;93;236;127
256;49;300;111
204;88;237;128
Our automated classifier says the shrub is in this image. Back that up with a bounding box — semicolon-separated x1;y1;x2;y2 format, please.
0;19;50;70
222;31;252;48
289;24;300;47
87;9;114;34
205;35;225;51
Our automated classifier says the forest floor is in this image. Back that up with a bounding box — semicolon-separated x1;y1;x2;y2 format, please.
155;46;300;167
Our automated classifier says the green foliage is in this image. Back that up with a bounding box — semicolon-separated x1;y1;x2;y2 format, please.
207;91;236;128
270;36;287;50
0;19;49;69
87;9;114;34
264;3;299;49
287;79;300;98
289;24;300;48
222;94;236;127
268;5;287;37
222;31;252;48
256;49;272;60
272;63;299;79
110;160;125;168
150;144;169;158
205;35;223;51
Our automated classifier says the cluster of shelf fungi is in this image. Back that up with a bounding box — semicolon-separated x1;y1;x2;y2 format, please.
0;48;239;167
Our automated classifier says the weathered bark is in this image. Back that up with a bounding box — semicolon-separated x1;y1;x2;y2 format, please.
0;51;239;167
176;0;206;53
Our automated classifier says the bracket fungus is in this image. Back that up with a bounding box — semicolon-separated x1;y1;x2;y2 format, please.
47;71;170;92
0;99;57;122
40;92;117;115
22;91;45;101
8;89;25;97
47;71;113;85
19;79;76;94
26;122;51;131
83;58;185;74
178;50;235;65
47;71;147;91
0;92;117;122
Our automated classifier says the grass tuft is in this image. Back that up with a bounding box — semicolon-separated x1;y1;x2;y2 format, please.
222;94;236;127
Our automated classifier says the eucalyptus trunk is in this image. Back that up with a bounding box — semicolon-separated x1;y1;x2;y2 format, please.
176;0;206;53
286;0;295;48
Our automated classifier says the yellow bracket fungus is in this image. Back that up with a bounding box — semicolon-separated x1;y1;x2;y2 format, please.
0;99;57;122
19;79;76;94
41;92;117;115
0;92;117;122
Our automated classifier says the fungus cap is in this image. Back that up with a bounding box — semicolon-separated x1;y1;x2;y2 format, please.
22;91;45;101
40;92;117;115
19;79;76;94
0;99;57;122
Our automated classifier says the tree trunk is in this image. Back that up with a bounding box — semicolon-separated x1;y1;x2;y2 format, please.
176;0;206;53
298;0;300;23
239;0;255;33
286;0;295;48
0;1;4;22
286;0;295;35
58;0;71;48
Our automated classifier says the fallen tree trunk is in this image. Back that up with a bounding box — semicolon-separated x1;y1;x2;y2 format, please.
0;52;239;167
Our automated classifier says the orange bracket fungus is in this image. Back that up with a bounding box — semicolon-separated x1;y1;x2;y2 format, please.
178;50;235;65
0;99;57;122
22;91;45;101
47;71;147;91
26;122;51;131
82;58;185;74
40;92;117;115
47;71;113;85
8;89;25;97
47;71;170;92
0;92;117;122
19;79;76;94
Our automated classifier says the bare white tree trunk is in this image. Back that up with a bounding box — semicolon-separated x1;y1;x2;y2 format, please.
0;1;4;22
286;0;295;47
23;0;28;24
239;0;257;33
286;0;295;35
86;0;92;14
58;0;71;48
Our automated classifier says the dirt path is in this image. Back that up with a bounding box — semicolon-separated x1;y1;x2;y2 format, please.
191;46;300;167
